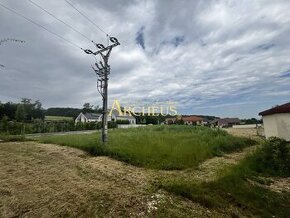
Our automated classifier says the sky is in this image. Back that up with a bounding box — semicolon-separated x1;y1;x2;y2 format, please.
0;0;290;118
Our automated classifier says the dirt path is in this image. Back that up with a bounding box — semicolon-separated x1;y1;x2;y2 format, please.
0;141;257;217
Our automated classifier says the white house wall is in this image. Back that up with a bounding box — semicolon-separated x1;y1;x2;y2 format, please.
263;113;290;141
75;113;87;123
115;116;136;124
81;114;87;122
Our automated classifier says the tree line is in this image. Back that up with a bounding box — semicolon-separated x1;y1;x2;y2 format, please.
0;100;102;121
0;98;44;121
0;99;168;125
0;99;107;135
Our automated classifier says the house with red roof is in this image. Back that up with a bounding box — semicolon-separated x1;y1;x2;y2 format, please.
182;116;203;125
259;102;290;141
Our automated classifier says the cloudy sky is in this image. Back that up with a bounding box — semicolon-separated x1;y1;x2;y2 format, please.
1;0;290;118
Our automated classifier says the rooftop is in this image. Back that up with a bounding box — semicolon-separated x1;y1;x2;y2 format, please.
259;102;290;116
84;113;101;119
182;116;203;122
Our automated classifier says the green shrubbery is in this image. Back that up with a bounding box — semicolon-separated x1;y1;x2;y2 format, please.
108;121;117;129
0;119;117;135
116;119;130;124
248;137;290;177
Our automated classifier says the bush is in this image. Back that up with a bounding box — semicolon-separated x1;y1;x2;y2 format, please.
108;121;117;129
249;137;290;177
116;119;130;124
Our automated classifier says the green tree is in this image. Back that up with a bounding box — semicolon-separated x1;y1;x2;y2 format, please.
21;98;32;104
31;100;45;120
15;104;27;122
0;102;17;119
0;115;9;132
82;103;94;113
94;105;102;113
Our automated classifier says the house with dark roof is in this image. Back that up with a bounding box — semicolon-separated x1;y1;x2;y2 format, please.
259;102;290;141
110;109;136;124
75;110;136;125
75;112;101;123
210;118;240;128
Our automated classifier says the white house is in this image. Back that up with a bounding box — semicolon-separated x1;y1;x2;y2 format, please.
109;109;136;124
75;110;136;125
259;102;290;141
75;112;102;123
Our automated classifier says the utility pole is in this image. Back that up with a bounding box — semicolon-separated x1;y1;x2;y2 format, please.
83;37;120;143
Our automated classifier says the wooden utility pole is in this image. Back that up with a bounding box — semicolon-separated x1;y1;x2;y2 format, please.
83;37;120;143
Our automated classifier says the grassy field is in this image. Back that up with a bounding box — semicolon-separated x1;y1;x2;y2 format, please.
1;127;289;217
38;126;255;170
44;116;73;121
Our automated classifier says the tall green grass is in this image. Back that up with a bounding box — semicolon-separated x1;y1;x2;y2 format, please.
0;134;27;142
160;138;290;217
38;126;255;170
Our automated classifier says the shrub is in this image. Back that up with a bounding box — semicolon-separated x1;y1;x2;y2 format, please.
116;119;130;124
108;121;117;129
249;137;290;177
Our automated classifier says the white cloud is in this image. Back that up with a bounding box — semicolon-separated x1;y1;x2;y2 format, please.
0;0;290;117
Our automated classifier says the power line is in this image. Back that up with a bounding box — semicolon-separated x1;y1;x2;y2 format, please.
0;2;83;50
27;0;92;42
64;0;109;37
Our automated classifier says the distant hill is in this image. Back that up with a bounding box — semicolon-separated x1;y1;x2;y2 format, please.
45;108;82;119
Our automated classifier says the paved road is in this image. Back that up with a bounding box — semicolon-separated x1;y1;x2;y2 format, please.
25;130;99;138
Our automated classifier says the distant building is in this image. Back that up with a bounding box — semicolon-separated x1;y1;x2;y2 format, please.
165;115;207;125
259;102;290;141
182;116;203;125
210;118;240;128
75;112;101;123
165;115;182;124
110;109;136;124
165;117;177;124
75;110;136;125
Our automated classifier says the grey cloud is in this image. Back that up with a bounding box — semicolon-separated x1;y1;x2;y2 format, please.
1;0;290;118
